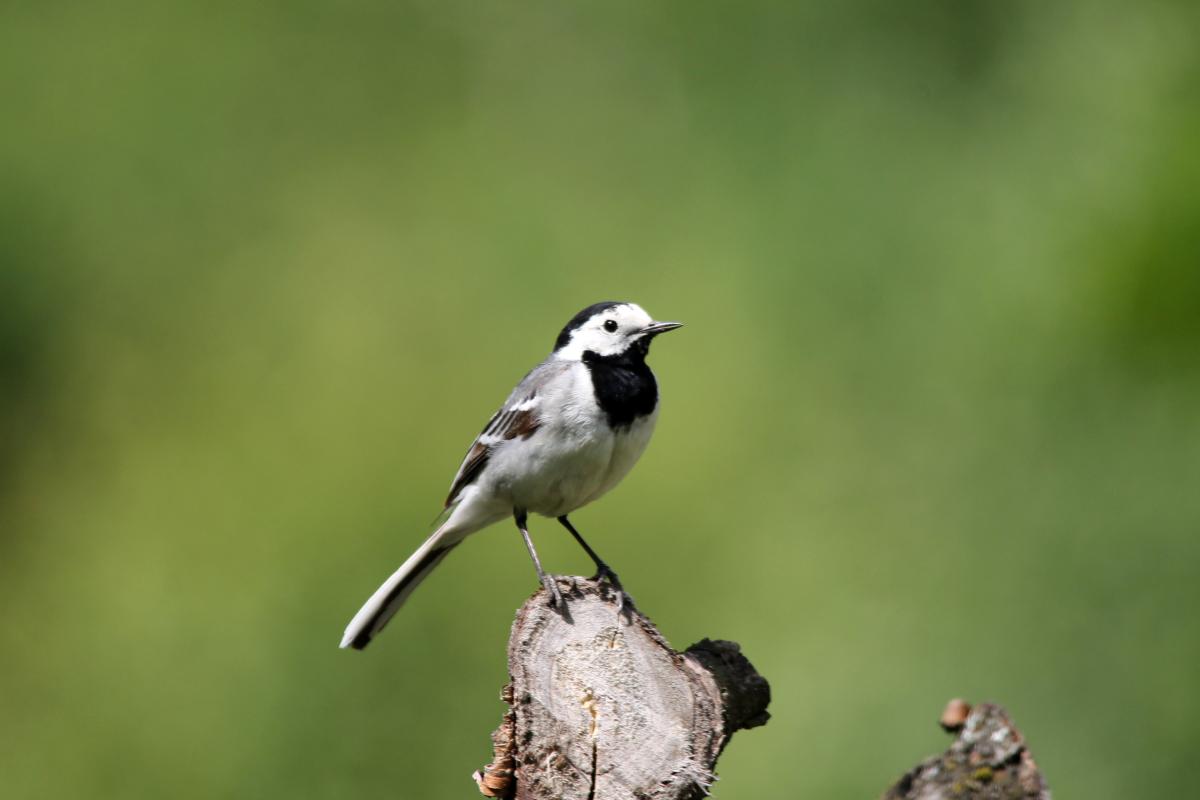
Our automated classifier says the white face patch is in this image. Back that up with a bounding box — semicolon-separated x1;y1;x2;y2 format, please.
554;303;656;360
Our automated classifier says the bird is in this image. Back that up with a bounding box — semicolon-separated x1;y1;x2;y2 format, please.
340;301;682;650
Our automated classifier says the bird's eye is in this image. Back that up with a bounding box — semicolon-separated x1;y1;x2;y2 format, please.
603;320;618;333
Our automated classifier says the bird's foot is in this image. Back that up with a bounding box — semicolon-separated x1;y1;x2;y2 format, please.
593;565;634;617
541;574;565;609
593;563;623;591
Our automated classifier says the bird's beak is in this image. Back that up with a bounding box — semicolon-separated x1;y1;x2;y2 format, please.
641;321;683;337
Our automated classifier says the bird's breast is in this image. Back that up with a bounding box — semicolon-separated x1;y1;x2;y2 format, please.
488;360;660;517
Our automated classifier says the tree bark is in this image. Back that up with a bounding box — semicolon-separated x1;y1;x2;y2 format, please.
881;700;1050;799
473;577;770;800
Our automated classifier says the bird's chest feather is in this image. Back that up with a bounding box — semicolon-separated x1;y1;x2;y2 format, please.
502;358;659;515
582;350;659;430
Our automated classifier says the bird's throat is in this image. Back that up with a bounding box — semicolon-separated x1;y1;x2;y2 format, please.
581;349;658;429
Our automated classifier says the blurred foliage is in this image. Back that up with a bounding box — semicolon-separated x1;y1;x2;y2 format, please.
2;1;1199;797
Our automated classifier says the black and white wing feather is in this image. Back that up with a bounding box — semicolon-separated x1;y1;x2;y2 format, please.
444;361;569;507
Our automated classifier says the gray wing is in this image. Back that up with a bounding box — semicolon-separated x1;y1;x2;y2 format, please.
444;360;571;507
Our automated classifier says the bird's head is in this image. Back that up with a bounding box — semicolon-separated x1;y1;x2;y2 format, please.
553;302;682;361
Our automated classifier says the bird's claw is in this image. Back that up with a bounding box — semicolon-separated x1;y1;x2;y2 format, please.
593;564;623;591
542;575;565;609
593;565;634;617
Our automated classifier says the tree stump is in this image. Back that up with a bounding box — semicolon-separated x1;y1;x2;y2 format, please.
881;700;1050;799
473;577;770;800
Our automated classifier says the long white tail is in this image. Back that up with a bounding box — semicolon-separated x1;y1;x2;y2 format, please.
340;525;462;650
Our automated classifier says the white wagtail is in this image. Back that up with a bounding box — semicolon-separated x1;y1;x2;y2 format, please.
340;301;682;650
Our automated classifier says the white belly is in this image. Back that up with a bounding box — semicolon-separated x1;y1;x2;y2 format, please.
584;411;657;506
482;370;659;518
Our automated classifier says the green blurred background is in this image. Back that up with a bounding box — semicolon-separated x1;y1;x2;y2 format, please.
3;1;1199;797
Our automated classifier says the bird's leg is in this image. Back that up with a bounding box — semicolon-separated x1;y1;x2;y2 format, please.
557;515;632;617
557;515;625;591
516;510;564;608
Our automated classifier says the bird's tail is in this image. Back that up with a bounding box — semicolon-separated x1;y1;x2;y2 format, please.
340;522;464;650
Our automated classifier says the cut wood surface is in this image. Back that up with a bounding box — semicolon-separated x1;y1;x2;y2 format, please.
474;577;770;800
881;700;1050;800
